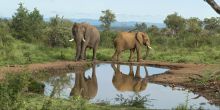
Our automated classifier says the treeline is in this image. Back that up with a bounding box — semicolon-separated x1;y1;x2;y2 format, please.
0;3;73;49
101;13;220;48
134;13;220;48
1;3;220;50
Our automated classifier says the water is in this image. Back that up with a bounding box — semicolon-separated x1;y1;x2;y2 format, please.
43;63;219;109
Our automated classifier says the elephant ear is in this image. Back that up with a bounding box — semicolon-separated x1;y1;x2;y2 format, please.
135;32;144;45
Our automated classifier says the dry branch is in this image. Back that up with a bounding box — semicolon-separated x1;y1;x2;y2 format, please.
205;0;220;14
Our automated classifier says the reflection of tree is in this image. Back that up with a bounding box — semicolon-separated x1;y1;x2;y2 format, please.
70;64;98;99
111;64;149;92
45;73;74;98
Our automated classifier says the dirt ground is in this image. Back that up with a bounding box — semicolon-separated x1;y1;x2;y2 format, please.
0;60;219;106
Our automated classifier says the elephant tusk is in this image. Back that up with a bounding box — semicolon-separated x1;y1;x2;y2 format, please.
69;39;74;42
147;46;152;49
82;38;86;42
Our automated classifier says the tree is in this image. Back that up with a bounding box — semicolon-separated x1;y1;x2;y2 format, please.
134;22;147;32
147;25;160;35
164;12;186;37
11;3;30;41
99;9;116;31
28;8;45;40
46;15;72;47
186;17;202;34
203;17;220;33
0;19;14;48
205;0;220;14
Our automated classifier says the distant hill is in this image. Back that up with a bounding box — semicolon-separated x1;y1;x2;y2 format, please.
71;18;166;28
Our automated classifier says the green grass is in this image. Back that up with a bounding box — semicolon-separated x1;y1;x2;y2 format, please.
191;70;220;85
0;38;220;67
23;94;147;110
148;45;220;64
0;40;74;66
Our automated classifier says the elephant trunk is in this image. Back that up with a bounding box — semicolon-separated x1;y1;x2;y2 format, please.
143;45;151;60
144;42;152;59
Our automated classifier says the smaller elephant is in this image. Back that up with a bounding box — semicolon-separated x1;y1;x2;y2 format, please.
69;23;100;61
111;64;148;92
112;32;152;62
70;64;98;99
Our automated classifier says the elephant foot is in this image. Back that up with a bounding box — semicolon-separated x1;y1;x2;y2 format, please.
138;59;144;62
112;58;118;62
112;59;117;62
92;58;97;62
78;58;86;62
111;57;117;62
75;59;79;62
128;59;134;62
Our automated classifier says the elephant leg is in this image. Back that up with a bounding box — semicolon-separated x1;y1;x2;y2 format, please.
80;42;88;60
75;42;81;61
129;49;135;62
129;64;134;77
84;47;87;60
136;46;143;62
92;48;97;61
135;65;141;78
112;50;118;61
92;41;99;61
117;50;122;61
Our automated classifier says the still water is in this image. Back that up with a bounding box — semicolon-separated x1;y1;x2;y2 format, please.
43;63;219;109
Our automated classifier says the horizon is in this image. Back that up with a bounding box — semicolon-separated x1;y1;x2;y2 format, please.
0;0;220;23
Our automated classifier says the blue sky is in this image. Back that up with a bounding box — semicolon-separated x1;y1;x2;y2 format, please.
0;0;219;23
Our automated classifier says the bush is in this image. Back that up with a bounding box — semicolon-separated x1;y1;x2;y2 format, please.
100;31;117;48
0;73;30;110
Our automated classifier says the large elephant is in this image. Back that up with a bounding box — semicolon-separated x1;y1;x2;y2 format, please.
70;64;98;99
69;23;100;61
111;64;148;92
112;32;152;62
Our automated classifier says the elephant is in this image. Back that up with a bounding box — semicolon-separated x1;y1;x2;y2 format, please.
111;64;148;92
70;64;98;99
69;23;100;61
112;32;152;62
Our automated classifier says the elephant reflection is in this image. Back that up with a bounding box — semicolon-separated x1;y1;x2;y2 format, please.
111;64;148;92
70;64;98;99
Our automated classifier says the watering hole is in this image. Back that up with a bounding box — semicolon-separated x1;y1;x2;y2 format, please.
41;63;219;109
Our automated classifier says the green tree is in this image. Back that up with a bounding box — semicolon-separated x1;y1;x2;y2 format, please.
186;17;202;34
147;25;159;35
164;12;186;37
134;22;147;32
0;19;14;48
203;17;220;33
46;15;72;47
99;9;116;31
28;8;45;40
11;3;30;41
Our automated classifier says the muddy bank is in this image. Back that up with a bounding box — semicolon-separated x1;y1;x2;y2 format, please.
0;60;219;106
0;61;90;80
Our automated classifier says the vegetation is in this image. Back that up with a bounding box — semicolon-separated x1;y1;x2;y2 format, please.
1;2;220;110
115;94;151;109
0;3;220;66
0;72;150;110
99;9;116;31
191;70;220;85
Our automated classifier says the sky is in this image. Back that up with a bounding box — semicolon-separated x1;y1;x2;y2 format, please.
0;0;219;23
